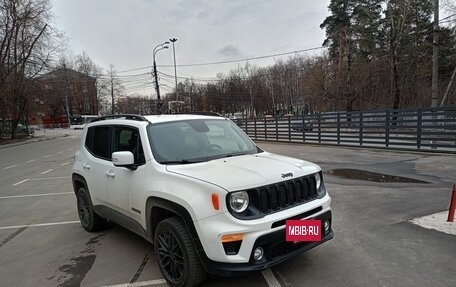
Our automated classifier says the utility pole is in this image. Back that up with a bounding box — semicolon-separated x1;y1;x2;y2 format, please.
431;0;439;108
153;59;160;113
63;64;71;127
431;0;439;148
153;42;169;114
110;65;115;115
170;38;179;112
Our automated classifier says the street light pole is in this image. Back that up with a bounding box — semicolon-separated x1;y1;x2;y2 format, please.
170;38;178;112
153;41;169;114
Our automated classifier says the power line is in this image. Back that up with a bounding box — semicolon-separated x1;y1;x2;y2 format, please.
159;47;325;67
439;13;456;22
115;46;324;73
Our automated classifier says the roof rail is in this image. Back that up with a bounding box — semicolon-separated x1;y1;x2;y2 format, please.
175;111;222;117
91;114;149;123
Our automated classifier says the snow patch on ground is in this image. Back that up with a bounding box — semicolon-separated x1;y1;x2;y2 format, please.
410;211;456;236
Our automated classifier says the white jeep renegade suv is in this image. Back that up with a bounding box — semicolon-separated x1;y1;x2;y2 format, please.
72;114;333;286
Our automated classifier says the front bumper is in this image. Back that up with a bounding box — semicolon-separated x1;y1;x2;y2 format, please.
198;210;333;276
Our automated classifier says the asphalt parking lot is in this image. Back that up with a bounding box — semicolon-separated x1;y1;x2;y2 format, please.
0;133;455;287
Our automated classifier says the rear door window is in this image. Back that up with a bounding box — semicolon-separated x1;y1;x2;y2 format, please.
86;126;111;160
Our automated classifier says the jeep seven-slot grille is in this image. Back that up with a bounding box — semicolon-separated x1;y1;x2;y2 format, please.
257;175;318;214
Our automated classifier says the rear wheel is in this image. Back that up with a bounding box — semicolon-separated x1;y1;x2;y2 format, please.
77;187;106;232
154;217;207;287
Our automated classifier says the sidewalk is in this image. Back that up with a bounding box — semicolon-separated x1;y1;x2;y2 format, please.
0;128;82;149
410;211;455;236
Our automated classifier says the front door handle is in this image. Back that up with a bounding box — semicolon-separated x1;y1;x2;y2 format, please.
105;170;115;178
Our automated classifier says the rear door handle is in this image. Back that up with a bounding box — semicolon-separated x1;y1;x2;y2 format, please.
82;163;91;170
105;170;115;178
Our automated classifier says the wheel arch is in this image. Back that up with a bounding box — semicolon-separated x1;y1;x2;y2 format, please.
145;197;200;245
72;173;88;196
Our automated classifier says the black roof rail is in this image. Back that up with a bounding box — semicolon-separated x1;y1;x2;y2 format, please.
175;111;222;117
91;114;149;123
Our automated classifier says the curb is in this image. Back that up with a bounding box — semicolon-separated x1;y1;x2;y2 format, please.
0;134;69;150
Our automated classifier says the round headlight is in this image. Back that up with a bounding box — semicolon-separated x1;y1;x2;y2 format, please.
315;173;321;190
229;191;249;213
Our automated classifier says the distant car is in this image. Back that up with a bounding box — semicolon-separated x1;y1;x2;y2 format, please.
0;121;33;137
70;115;98;129
291;119;313;131
17;123;34;136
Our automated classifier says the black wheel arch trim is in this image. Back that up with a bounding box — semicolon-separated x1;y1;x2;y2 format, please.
145;197;211;271
145;197;198;242
72;173;89;197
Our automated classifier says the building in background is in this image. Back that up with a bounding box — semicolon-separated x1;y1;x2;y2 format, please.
28;68;97;127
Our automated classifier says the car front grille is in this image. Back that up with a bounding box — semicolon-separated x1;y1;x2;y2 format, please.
255;175;318;214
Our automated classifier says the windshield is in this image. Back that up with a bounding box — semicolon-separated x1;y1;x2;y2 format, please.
147;119;259;164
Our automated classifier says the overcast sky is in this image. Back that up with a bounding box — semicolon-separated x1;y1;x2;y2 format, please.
51;0;332;95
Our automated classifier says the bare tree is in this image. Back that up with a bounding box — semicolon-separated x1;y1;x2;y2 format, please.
0;0;61;139
97;64;124;115
75;51;102;114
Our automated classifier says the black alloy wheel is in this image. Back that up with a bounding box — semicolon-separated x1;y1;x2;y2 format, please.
154;217;207;287
76;187;106;232
157;229;185;281
78;192;91;228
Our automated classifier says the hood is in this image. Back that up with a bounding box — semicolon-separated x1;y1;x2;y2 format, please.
166;152;320;191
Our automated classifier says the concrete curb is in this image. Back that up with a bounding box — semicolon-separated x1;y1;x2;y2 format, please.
0;134;69;150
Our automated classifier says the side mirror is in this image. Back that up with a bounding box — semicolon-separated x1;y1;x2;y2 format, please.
112;151;136;170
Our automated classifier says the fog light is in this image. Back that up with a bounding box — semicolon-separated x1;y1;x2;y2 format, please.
253;247;264;261
324;220;330;232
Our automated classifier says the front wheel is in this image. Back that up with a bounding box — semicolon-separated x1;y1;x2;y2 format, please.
76;187;106;232
154;217;207;287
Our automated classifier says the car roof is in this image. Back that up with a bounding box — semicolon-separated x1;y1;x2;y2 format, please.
144;114;224;124
88;114;227;126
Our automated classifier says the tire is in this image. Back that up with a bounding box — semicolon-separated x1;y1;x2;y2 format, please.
76;187;106;232
154;217;207;287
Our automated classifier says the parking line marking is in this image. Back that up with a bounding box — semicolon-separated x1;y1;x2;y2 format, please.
57;151;63;154
25;159;36;163
262;269;282;287
41;169;53;175
43;155;51;158
61;162;70;166
30;176;70;181
99;279;167;287
0;192;72;200
13;179;29;186
3;165;17;170
0;221;80;230
67;148;73;151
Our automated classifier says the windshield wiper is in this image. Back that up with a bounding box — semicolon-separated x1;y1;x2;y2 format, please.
159;159;200;165
224;152;247;158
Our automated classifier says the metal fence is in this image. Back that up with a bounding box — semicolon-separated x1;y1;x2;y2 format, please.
235;106;456;153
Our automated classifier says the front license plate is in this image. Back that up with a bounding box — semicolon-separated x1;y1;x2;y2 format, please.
286;219;322;242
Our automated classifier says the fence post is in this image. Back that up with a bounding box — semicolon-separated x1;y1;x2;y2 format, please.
275;118;278;141
417;109;422;149
288;116;291;142
245;117;248;136
385;109;390;147
264;116;267;141
254;117;257;140
337;112;341;144
359;111;363;146
302;114;306;143
318;113;322;144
